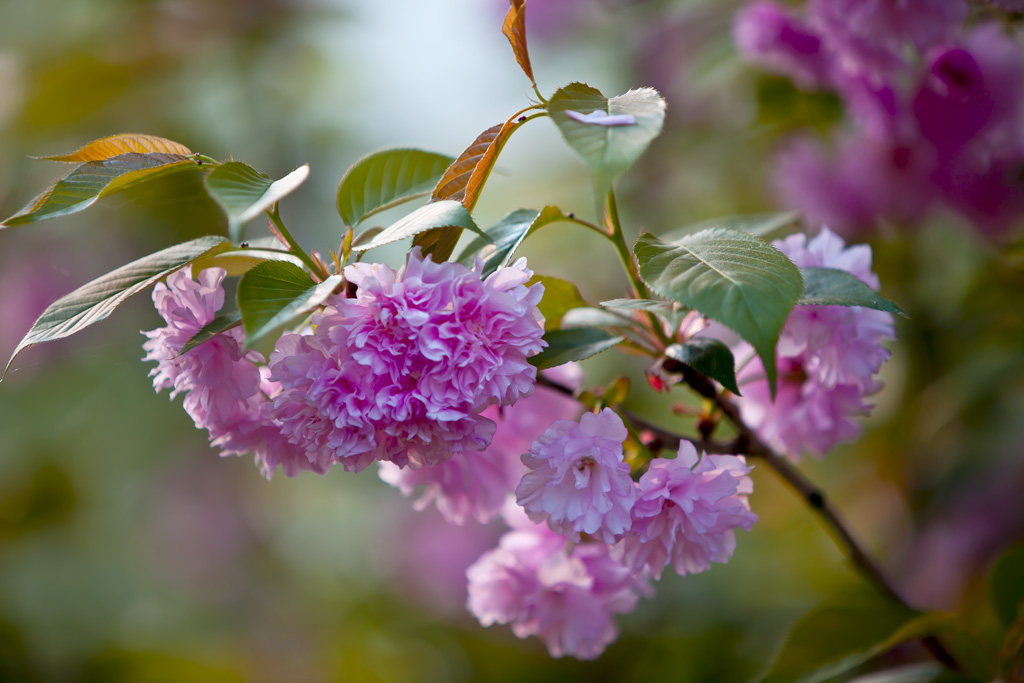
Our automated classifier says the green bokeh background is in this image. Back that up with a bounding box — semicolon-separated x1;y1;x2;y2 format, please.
0;0;1021;680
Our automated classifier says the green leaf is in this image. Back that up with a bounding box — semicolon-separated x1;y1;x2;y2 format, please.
179;310;242;355
529;328;625;369
798;267;907;317
336;148;454;226
2;153;200;227
204;162;310;243
635;228;803;394
665;338;741;395
601;297;688;332
991;543;1024;629
352;199;485;253
4;236;229;377
547;82;666;202
761;590;921;683
533;275;587;330
661;211;801;242
237;261;343;349
457;206;565;276
188;246;305;276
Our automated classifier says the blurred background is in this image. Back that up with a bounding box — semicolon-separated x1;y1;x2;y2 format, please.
0;0;1022;680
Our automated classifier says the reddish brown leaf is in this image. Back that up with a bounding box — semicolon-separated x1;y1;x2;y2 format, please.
40;134;192;162
502;0;534;84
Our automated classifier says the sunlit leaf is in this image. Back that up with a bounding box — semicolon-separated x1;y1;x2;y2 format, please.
661;211;801;242
336;147;454;226
4;236;229;377
189;246;305;276
39;133;192;162
502;0;534;84
533;275;586;330
179;310;242;355
2;153;199;227
665;339;741;395
548;82;666;203
355;199;484;253
457;206;565;276
529;328;624;369
798;267;907;316
760;590;921;683
204;162;310;243
417;117;522;260
635;228;803;395
237;261;343;349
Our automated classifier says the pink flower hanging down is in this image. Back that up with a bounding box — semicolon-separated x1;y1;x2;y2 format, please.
516;408;637;543
269;249;546;472
730;228;896;460
466;503;645;660
379;364;584;526
142;267;314;478
615;441;757;579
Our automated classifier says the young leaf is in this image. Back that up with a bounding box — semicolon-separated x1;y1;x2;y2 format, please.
529;328;625;369
635;228;803;395
665;339;741;395
547;82;666;202
457;206;565;276
40;133;192;162
533;275;587;330
2;153;199;227
760;590;921;683
798;267;907;317
336;148;454;226
990;543;1024;629
188;246;305;276
660;211;801;242
417;117;522;260
502;0;534;84
179;310;242;355
4;236;229;377
204;162;310;243
353;199;484;253
237;261;343;349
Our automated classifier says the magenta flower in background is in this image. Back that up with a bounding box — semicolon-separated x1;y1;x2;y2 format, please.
466;503;645;660
379;364;584;526
735;0;1024;236
728;229;896;460
516;408;637;543
270;250;545;473
615;442;757;579
734;1;831;88
142;267;317;478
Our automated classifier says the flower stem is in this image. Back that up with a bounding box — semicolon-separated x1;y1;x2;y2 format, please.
266;205;328;280
603;190;672;348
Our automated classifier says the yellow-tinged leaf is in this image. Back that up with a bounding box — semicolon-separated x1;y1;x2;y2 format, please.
502;0;534;84
41;134;192;162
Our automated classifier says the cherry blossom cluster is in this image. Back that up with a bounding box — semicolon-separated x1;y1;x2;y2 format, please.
142;250;546;478
141;228;894;659
735;0;1024;235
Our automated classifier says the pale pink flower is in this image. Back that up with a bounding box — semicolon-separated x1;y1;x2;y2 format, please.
466;503;644;660
516;408;637;543
615;442;757;579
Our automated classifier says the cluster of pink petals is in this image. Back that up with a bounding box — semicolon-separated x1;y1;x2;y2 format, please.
735;0;1024;235
466;503;646;660
614;442;757;579
516;408;637;544
730;228;896;459
269;250;545;473
142;267;313;478
379;364;584;526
